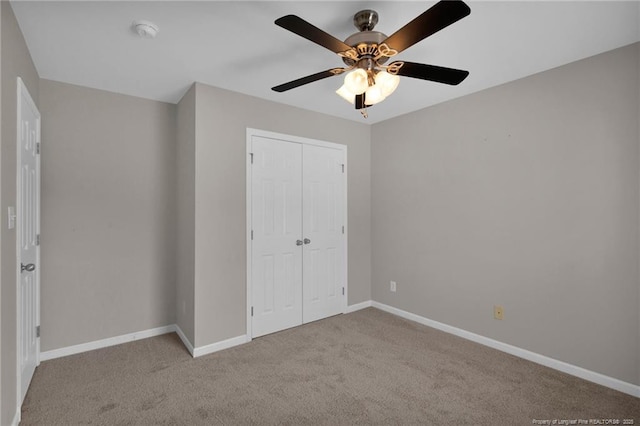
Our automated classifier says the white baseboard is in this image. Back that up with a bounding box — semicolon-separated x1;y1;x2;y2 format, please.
371;301;640;398
174;325;248;358
35;304;640;398
39;324;248;362
193;334;249;358
174;324;195;356
11;408;20;426
40;325;176;361
345;300;372;313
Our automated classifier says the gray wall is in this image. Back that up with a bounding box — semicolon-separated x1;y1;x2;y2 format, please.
3;18;637;422
0;4;3;418
371;43;640;385
38;79;177;351
176;84;196;344
191;83;371;347
1;2;39;424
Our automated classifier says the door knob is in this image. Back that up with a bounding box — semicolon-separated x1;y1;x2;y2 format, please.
21;263;35;273
303;238;311;245
296;240;303;246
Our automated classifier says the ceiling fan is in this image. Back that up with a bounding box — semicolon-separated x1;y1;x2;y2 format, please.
272;0;471;118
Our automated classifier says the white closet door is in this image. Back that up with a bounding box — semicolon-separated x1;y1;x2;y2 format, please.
251;136;303;338
302;144;345;323
18;78;41;403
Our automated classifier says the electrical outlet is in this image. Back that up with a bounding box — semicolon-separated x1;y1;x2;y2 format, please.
390;281;397;292
494;305;504;320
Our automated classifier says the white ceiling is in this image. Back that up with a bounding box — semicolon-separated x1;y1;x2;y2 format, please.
10;1;640;124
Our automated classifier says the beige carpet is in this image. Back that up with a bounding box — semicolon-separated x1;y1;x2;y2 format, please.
22;308;639;425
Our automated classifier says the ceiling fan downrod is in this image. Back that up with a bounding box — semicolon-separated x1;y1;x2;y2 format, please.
353;10;378;31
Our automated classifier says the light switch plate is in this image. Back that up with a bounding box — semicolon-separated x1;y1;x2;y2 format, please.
7;206;16;229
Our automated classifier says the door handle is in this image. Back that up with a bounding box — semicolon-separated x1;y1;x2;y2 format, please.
296;240;303;246
304;238;311;245
21;263;35;273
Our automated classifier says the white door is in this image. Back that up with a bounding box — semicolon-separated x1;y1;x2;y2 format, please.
302;145;345;323
248;130;346;338
17;78;40;403
251;136;303;338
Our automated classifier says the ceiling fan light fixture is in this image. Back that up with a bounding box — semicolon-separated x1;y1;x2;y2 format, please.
336;85;355;104
344;69;368;95
364;84;385;105
375;71;400;97
272;0;471;118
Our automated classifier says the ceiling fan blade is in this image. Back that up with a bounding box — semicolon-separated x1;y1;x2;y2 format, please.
275;15;353;54
272;68;344;92
382;0;470;54
395;61;469;85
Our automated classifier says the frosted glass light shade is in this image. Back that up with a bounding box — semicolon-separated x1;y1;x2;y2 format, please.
364;84;385;105
375;71;400;97
336;85;355;104
344;69;368;95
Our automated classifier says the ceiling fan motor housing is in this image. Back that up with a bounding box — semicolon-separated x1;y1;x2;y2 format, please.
342;10;390;67
342;30;389;66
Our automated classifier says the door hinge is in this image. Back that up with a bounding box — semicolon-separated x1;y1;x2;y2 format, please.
36;143;40;154
342;287;345;296
250;153;254;164
251;230;254;240
342;226;344;234
341;164;344;173
36;234;40;246
36;325;40;338
251;306;254;317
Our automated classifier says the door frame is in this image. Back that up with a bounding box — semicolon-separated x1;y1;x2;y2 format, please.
16;77;41;408
246;128;348;340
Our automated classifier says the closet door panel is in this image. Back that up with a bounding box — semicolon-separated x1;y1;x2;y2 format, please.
302;144;345;323
251;136;303;337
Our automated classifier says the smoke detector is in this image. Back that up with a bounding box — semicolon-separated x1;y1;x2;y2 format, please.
132;20;159;38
